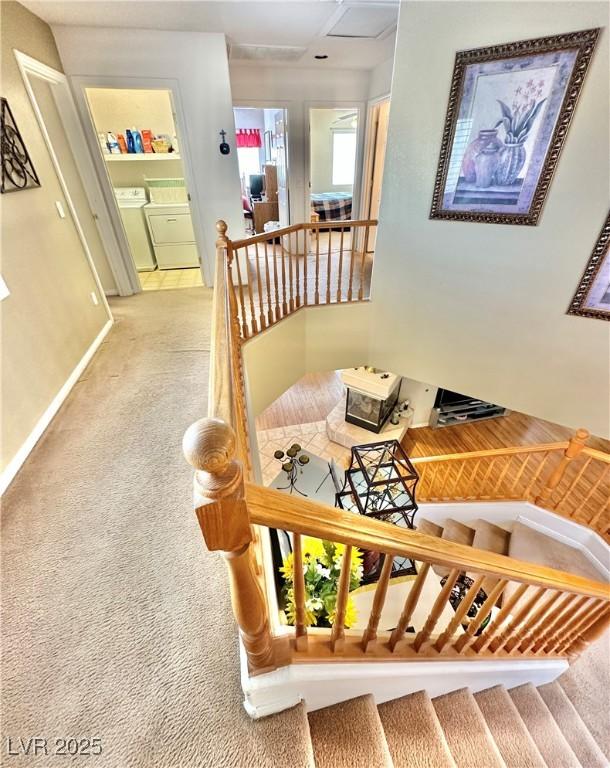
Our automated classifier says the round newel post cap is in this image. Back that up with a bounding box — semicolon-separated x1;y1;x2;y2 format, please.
183;418;236;474
216;220;228;246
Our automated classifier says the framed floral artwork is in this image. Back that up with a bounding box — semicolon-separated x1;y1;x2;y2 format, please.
567;212;610;321
430;28;600;225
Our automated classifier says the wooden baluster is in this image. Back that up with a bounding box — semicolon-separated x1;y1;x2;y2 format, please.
292;533;308;651
280;234;288;317
347;225;356;301
314;226;321;305
325;224;332;304
263;240;273;327
462;459;482;499
253;242;266;331
524;451;551;498
509;453;530;497
361;553;394;652
553;456;592;511
336;227;345;302
564;604;610;658
589;494;610;529
531;593;579;653
581;464;610;522
418;465;428;498
535;429;589;507
272;239;281;321
330;545;352;653
511;591;562;654
542;596;593;654
491;587;546;654
425;463;440;500
479;457;496;497
241;246;258;336
183;418;275;672
454;579;507;653
492;455;513;498
472;583;529;653
358;224;370;300
294;229;298;309
287;231;295;312
413;568;460;652
553;598;605;655
451;460;467;498
303;228;309;306
232;247;250;339
435;574;485;652
389;562;431;651
438;462;453;499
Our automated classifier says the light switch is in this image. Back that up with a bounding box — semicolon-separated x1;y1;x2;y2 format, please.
0;275;9;301
55;200;66;218
90;291;99;306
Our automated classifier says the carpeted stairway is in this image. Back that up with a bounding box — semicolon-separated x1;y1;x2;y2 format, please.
2;289;608;766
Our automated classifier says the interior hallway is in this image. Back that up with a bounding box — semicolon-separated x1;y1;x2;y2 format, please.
0;288;305;768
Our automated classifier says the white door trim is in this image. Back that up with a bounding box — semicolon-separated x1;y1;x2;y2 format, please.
360;93;391;224
305;100;366;222
69;75;212;287
14;50;131;298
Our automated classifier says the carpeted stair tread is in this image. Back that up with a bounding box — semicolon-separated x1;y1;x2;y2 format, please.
558;628;610;760
467;521;511;595
474;686;546;768
433;520;476;577
416;518;444;539
508;522;605;582
432;688;506;768
538;681;607;768
509;684;580;768
308;694;393;768
378;690;456;768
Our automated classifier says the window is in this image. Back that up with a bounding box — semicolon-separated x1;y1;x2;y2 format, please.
236;147;261;179
332;131;357;186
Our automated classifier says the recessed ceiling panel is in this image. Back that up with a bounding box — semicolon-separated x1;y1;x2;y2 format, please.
326;6;398;39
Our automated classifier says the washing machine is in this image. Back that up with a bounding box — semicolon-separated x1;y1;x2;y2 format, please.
114;187;157;271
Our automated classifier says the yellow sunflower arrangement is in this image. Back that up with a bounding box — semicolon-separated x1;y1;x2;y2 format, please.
281;537;363;628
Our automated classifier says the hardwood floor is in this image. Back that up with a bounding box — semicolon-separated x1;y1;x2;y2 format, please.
256;370;610;455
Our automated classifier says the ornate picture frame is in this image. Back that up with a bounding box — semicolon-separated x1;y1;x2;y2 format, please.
430;28;600;225
567;211;610;321
1;97;41;193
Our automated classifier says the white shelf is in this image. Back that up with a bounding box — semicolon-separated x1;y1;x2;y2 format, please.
103;154;180;162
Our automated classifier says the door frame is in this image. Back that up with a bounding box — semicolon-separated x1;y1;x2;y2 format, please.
233;100;292;226
14;50;121;308
360;94;391;224
305;100;366;223
69;74;212;288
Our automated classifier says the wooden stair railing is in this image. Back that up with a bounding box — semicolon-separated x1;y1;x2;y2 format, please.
410;431;610;539
183;217;609;676
218;218;377;340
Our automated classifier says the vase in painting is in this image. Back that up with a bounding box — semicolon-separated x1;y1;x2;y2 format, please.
460;129;502;184
473;146;500;189
494;140;527;186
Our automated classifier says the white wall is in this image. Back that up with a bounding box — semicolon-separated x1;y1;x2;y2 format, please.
229;65;370;225
371;1;610;438
53;26;244;286
368;57;394;101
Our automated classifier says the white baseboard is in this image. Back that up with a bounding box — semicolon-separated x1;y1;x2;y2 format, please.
0;318;113;495
105;289;119;297
240;643;567;719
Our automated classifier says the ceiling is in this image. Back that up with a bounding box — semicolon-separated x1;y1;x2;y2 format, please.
22;0;399;70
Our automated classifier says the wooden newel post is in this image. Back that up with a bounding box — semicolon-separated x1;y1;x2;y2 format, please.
183;417;275;673
535;428;589;507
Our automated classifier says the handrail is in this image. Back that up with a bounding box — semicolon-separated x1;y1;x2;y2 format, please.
230;219;378;249
245;484;610;600
411;441;570;463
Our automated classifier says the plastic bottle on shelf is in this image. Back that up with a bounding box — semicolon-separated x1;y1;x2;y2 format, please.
107;132;121;154
117;134;128;154
132;128;144;153
98;132;110;154
126;129;135;153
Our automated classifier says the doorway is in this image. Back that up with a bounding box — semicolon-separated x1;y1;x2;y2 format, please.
308;107;359;225
84;87;204;292
233;106;289;235
362;97;390;250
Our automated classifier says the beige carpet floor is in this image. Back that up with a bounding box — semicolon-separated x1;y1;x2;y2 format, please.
1;288;310;767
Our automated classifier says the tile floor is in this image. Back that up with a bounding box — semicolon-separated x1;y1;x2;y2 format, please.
140;267;204;291
257;420;351;486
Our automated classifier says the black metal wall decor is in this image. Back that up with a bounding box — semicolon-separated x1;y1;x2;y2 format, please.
1;97;41;194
